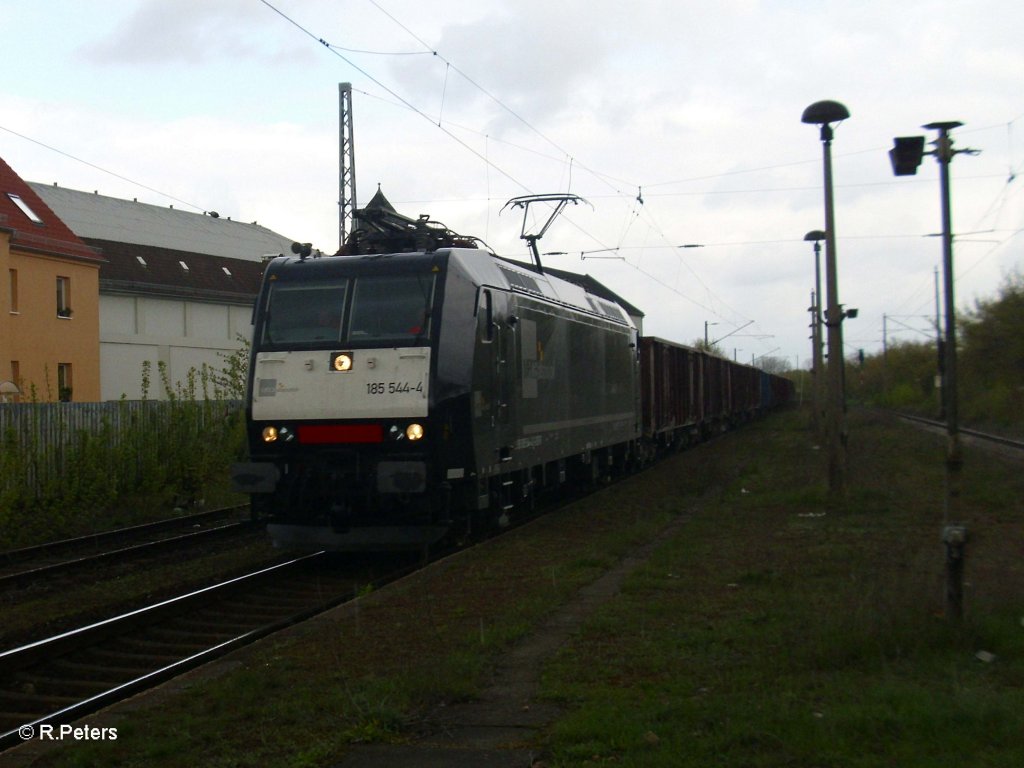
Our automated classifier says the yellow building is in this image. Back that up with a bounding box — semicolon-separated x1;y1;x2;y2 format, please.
1;157;103;402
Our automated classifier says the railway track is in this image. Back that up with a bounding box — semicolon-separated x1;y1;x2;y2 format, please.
897;412;1024;454
0;435;725;754
0;507;257;591
0;551;415;751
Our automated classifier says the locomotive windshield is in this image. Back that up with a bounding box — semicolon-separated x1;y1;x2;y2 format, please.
259;273;435;349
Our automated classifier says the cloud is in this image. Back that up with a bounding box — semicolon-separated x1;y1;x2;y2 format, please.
77;0;312;66
5;0;1019;365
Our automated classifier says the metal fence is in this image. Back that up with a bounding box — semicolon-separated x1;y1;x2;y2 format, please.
0;400;243;447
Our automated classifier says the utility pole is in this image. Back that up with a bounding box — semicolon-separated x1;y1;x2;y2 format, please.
932;122;966;621
339;82;357;251
805;231;826;441
882;313;888;397
808;292;819;431
890;120;979;621
934;266;945;419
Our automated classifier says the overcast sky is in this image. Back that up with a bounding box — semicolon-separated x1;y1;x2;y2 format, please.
3;0;1021;367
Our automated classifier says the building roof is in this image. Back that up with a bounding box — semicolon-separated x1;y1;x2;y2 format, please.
90;238;266;304
28;182;296;262
0;157;103;263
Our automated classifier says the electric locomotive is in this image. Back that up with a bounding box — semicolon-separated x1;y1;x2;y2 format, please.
232;205;642;550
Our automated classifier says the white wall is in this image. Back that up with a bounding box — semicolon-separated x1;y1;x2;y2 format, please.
100;294;253;400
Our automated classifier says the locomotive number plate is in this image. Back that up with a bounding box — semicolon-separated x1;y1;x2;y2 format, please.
366;381;424;395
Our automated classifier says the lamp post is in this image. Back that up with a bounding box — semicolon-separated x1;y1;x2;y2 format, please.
890;121;978;620
704;321;719;348
804;230;826;440
802;100;850;498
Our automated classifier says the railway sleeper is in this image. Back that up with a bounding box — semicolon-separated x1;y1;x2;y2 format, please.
46;659;155;680
0;711;39;732
196;606;300;624
157;624;261;640
234;598;320;613
190;603;292;620
0;689;80;709
148;622;251;640
77;647;186;666
114;636;225;654
160;620;255;636
8;673;111;697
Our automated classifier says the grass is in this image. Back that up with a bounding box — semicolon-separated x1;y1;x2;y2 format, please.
19;408;1024;767
541;410;1024;766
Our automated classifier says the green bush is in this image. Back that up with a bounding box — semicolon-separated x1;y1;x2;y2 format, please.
0;346;249;549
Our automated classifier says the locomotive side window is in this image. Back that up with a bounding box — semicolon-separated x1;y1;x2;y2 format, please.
261;280;348;345
349;274;435;344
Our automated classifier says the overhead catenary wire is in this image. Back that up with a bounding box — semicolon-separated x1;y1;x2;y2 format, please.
0;124;207;213
257;0;530;198
262;0;760;336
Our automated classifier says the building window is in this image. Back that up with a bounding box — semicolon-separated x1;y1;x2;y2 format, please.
57;363;72;402
56;276;72;318
8;269;17;313
7;193;44;225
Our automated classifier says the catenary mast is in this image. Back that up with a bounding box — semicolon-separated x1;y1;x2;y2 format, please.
339;82;356;250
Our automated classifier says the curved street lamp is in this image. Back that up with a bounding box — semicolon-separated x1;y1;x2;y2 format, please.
802;100;850;498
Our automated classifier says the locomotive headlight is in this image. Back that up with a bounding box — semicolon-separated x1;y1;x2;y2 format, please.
406;423;425;441
262;426;279;443
331;352;353;372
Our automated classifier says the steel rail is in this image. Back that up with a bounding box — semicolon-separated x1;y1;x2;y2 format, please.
0;552;329;751
897;412;1024;452
0;506;249;567
0;520;260;591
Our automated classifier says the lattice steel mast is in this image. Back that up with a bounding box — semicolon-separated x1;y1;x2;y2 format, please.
339;82;357;250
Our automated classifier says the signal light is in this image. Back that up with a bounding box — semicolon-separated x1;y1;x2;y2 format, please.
889;136;926;176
